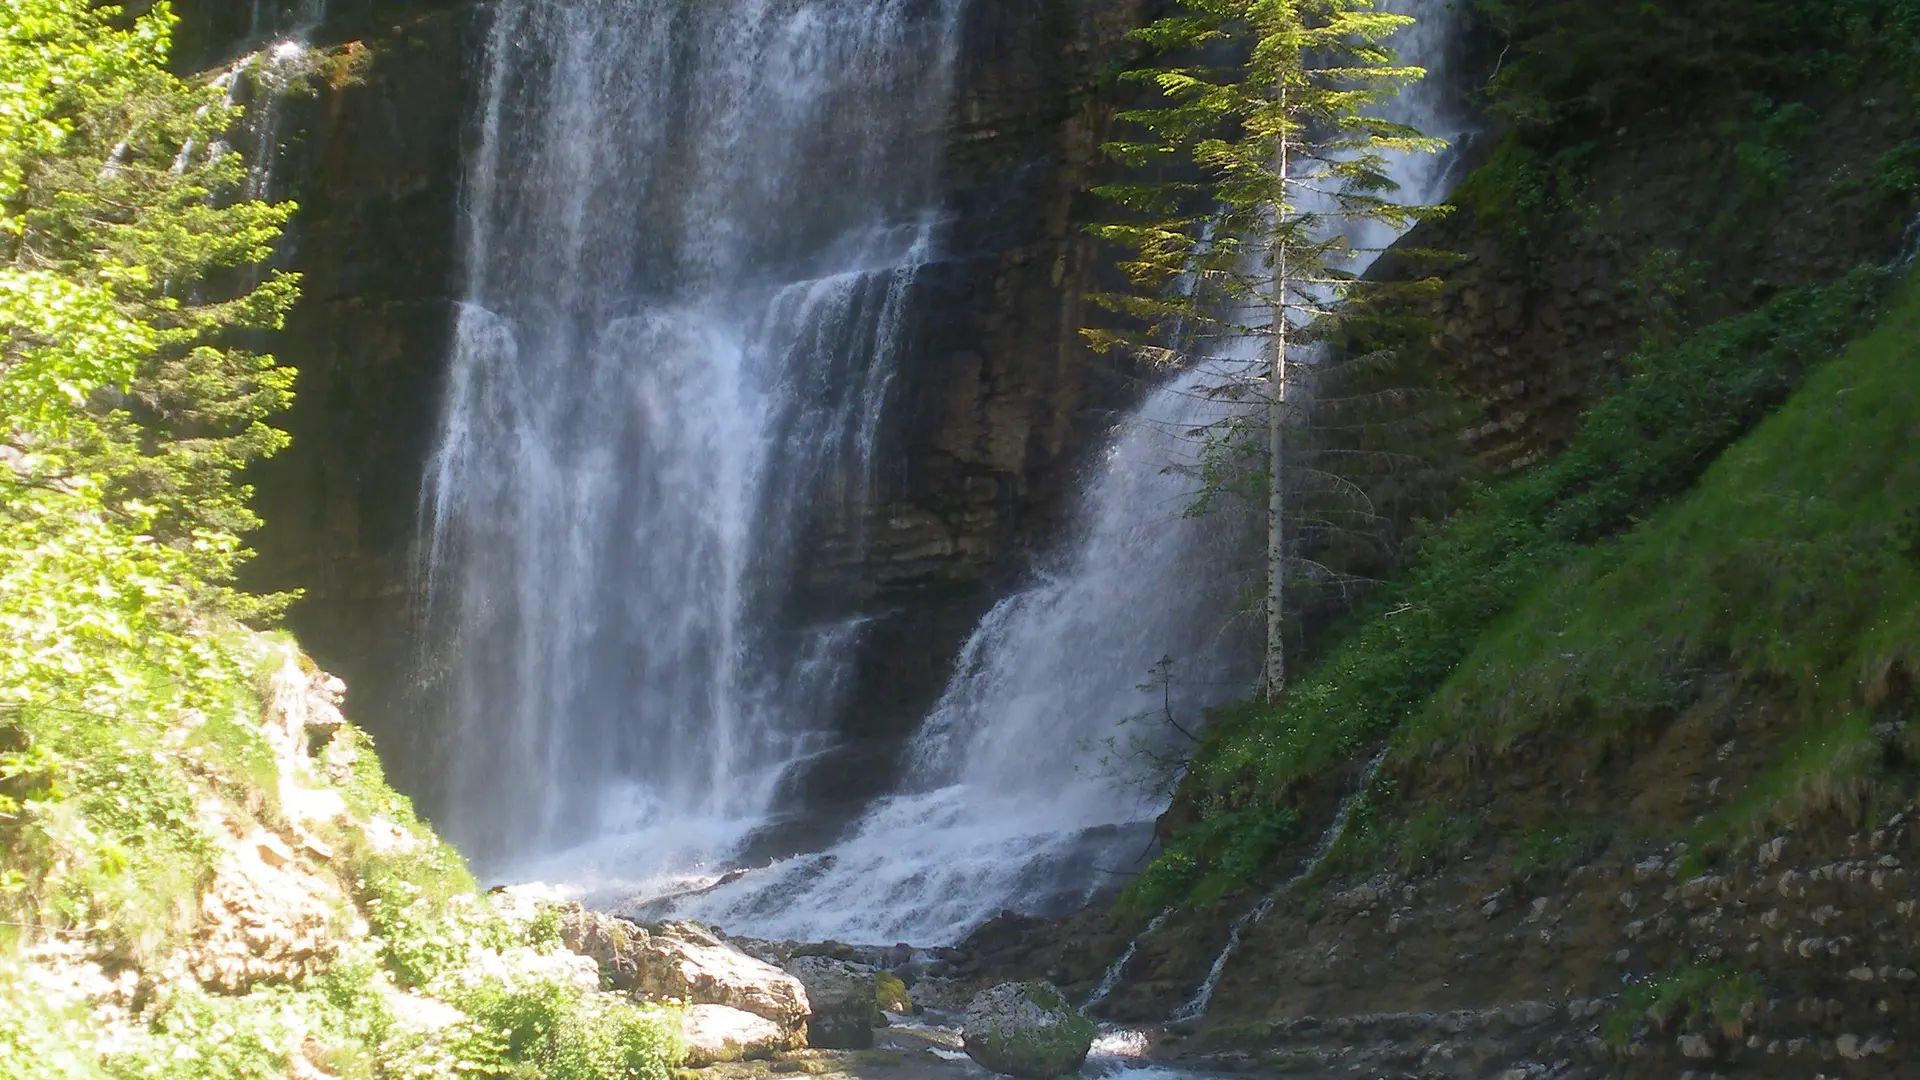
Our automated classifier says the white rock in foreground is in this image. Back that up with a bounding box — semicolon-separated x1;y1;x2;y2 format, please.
681;1003;790;1065
557;907;809;1047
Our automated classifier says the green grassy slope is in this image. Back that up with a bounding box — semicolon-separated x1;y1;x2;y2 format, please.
0;636;681;1080
1406;271;1920;833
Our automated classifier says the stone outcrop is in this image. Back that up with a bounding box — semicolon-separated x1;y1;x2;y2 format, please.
185;825;341;993
1369;86;1918;478
556;908;810;1047
786;955;881;1050
554;904;649;988
961;981;1095;1079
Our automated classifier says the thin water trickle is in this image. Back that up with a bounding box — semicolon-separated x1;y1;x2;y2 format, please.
1085;908;1174;1011
1169;750;1391;1022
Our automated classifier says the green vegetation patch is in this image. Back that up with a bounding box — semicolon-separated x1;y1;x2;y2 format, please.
1513;818;1615;878
1191;271;1887;799
1605;964;1764;1046
1392;805;1483;875
1118;806;1300;917
1412;273;1920;839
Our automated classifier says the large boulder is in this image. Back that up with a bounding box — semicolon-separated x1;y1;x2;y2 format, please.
680;1004;789;1065
555;904;646;987
785;955;878;1049
962;982;1096;1079
556;907;809;1047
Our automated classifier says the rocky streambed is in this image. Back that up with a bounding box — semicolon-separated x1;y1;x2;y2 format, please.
544;903;1242;1079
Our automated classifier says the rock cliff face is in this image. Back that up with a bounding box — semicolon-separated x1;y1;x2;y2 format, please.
1374;83;1916;476
233;4;481;783
223;0;1153;816
932;688;1920;1078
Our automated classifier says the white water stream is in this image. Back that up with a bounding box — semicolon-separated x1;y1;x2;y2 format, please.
420;0;962;868
1086;907;1175;1010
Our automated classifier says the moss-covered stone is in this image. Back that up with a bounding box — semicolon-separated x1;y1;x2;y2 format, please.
876;971;913;1014
961;982;1095;1079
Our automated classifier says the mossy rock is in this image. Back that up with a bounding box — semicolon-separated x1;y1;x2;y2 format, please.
876;971;912;1014
961;982;1095;1079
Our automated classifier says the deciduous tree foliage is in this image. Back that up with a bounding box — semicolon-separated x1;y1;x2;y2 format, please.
1087;0;1442;702
1;0;297;729
0;0;297;913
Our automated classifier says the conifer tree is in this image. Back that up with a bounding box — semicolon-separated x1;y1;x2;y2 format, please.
1087;0;1443;703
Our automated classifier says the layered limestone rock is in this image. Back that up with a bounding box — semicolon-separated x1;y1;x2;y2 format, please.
1368;90;1917;478
556;907;810;1048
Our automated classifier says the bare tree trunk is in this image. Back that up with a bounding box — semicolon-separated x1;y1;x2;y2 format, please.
1263;92;1290;706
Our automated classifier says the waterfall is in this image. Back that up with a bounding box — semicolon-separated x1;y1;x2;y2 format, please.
651;364;1261;940
414;0;1467;946
658;0;1471;945
419;0;963;869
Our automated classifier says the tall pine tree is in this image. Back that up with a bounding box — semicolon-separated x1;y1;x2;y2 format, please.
1088;0;1443;702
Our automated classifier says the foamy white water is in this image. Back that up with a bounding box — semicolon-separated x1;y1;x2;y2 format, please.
638;349;1262;940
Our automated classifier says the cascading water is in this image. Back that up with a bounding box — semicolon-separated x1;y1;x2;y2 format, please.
653;365;1262;940
419;0;963;869
659;0;1472;945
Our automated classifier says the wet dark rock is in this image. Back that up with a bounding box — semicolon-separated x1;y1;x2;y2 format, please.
786;955;880;1050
